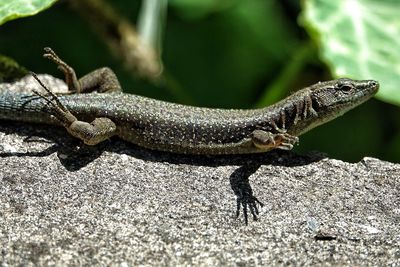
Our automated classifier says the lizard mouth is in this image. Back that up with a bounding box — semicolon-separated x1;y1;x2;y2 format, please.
367;80;379;93
354;80;379;104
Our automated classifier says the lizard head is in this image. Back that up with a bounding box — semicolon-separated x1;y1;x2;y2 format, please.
310;78;379;119
288;78;380;136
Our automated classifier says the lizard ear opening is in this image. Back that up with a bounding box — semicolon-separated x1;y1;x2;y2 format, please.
310;95;321;113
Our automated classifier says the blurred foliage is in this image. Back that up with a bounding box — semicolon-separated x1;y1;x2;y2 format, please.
0;0;57;25
302;0;400;106
0;0;399;162
0;54;28;82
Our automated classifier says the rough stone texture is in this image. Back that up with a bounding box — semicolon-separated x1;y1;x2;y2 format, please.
1;76;400;266
1;122;399;266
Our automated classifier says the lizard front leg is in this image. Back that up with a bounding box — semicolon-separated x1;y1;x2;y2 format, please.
251;129;298;151
32;73;117;145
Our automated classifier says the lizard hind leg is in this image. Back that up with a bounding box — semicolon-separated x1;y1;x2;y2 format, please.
78;67;122;93
31;73;117;146
251;129;299;151
43;47;122;94
43;47;81;93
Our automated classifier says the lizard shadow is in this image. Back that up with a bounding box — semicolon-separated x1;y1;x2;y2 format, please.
0;123;104;170
116;144;325;224
114;141;326;168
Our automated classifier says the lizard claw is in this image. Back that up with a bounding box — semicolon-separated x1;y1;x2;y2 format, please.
236;194;264;225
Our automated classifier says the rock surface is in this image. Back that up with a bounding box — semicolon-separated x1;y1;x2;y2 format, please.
1;122;399;266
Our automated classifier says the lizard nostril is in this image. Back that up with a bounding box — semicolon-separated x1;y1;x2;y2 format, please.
369;80;379;88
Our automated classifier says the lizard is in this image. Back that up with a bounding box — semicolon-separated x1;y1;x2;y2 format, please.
0;48;379;223
0;48;379;155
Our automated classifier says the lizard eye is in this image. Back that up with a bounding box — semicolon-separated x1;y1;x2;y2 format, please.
339;84;352;91
336;80;353;92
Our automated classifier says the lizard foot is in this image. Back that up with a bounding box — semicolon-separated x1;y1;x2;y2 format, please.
31;72;77;127
236;193;264;225
31;72;117;145
251;129;299;151
43;47;80;93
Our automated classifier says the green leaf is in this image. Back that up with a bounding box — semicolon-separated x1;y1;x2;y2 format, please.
301;0;400;106
0;0;58;26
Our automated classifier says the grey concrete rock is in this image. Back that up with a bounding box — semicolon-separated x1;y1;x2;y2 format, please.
1;75;399;265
